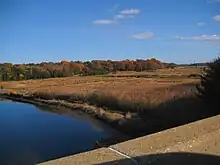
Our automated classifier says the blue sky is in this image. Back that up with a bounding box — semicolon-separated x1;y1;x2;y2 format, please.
1;0;220;64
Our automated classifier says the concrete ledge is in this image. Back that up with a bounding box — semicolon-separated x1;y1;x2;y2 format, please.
38;148;135;165
111;115;220;164
39;115;220;165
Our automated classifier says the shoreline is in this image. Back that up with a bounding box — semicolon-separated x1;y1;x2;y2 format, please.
0;93;131;147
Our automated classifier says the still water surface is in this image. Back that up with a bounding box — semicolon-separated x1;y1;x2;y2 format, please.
0;101;111;165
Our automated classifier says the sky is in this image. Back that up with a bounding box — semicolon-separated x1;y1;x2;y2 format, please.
1;0;220;64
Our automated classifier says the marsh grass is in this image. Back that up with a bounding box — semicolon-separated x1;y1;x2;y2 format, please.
32;82;198;116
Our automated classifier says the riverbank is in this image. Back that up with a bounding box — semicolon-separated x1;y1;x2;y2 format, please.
0;78;213;148
0;85;211;138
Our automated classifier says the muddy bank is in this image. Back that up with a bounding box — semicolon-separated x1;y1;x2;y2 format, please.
0;93;131;147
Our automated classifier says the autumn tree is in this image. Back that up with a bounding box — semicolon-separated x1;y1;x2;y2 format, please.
0;58;167;81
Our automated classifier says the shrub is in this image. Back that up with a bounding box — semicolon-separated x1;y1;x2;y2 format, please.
197;58;220;112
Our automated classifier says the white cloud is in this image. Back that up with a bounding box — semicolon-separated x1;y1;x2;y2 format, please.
115;14;125;19
213;15;220;22
130;32;154;39
92;20;115;25
115;8;140;21
120;9;140;15
115;14;134;20
175;34;220;41
197;22;206;26
93;7;140;25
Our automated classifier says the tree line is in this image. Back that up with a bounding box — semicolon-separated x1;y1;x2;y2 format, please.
0;58;176;81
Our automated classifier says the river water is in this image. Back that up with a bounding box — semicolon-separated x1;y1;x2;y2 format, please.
0;100;112;165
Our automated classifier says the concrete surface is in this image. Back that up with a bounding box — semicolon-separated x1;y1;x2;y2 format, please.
38;148;136;165
111;114;220;161
38;115;220;165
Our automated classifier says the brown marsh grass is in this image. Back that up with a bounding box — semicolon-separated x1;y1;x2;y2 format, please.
1;67;201;112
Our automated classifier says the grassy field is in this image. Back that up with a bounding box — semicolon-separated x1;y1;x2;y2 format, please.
1;68;200;107
105;66;204;76
1;67;211;137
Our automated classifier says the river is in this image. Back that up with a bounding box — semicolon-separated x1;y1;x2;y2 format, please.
0;100;113;165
